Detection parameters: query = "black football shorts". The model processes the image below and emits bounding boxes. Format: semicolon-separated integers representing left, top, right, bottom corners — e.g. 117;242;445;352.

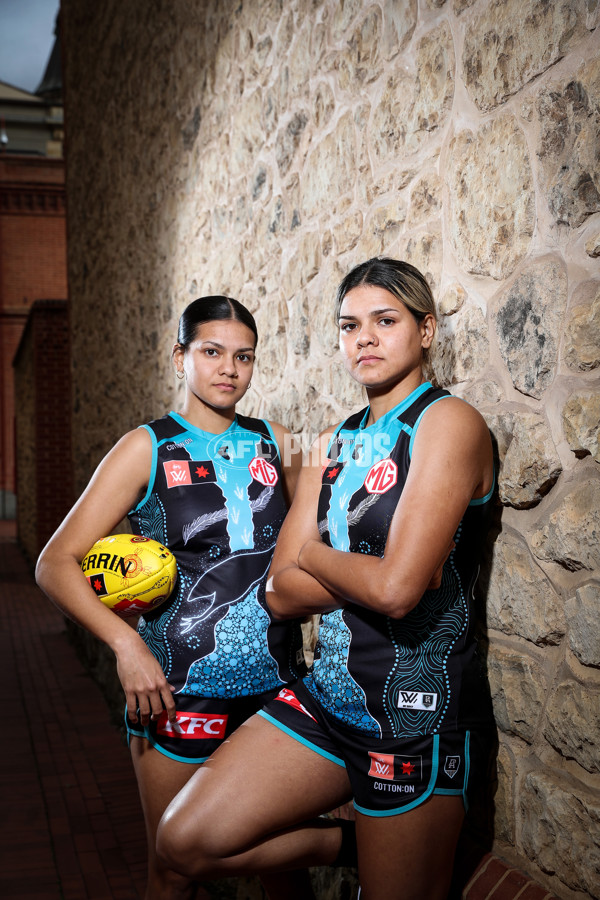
258;679;492;816
126;685;284;763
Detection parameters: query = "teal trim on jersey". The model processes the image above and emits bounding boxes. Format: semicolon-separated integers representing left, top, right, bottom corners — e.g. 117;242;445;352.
169;409;238;442
257;710;346;767
409;398;495;512
469;473;495;507
262;419;281;462
408;393;452;459
360;380;433;432
353;733;441;817
325;382;434;456
132;423;159;511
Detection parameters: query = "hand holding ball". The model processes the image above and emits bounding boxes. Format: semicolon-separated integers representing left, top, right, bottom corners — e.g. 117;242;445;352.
81;534;177;617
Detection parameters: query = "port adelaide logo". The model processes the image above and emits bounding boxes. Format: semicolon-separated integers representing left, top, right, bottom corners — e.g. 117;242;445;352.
397;691;438;711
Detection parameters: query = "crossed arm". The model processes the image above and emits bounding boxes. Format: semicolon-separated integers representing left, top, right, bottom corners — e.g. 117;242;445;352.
267;398;493;621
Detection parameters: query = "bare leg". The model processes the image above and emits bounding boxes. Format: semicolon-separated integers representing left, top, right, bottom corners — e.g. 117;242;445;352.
356;795;465;900
157;715;353;881
130;736;207;900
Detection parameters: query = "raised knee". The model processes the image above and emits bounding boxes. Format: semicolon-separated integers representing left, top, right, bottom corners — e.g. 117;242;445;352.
156;807;207;880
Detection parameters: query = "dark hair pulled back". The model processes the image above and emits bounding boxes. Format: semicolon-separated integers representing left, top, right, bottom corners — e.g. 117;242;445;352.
177;296;258;349
336;258;436;323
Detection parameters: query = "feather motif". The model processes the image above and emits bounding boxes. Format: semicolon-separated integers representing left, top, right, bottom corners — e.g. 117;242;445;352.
183;507;228;545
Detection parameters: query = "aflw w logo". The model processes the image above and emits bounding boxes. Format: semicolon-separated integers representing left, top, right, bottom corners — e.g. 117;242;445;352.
368;751;423;781
368;752;395;780
397;691;438;711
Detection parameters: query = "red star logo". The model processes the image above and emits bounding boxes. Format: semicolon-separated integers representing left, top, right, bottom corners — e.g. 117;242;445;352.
195;465;210;478
401;761;415;775
93;578;102;591
327;467;340;479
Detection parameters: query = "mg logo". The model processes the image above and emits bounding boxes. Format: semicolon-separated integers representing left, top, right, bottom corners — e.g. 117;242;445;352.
249;456;279;486
363;458;398;494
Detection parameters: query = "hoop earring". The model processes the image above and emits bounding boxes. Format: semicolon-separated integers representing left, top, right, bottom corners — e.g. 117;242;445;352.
176;371;184;380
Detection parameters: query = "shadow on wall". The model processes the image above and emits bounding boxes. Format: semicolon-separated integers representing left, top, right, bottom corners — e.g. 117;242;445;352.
449;427;502;898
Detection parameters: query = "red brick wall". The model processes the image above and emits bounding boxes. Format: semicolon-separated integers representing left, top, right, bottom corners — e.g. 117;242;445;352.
1;214;67;305
14;300;73;561
0;155;67;505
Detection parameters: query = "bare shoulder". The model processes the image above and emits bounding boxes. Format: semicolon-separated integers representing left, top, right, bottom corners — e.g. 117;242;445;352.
102;426;153;467
43;426;154;561
265;420;301;466
117;425;153;450
85;427;153;494
266;419;295;448
414;396;493;495
419;395;490;442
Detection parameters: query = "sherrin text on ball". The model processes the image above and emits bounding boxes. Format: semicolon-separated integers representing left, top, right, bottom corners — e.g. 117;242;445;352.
81;534;177;617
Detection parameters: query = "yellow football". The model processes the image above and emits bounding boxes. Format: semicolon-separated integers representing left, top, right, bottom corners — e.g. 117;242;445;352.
81;534;177;617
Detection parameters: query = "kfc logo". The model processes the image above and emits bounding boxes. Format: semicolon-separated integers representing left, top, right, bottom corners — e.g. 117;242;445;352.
363;458;398;494
249;456;279;486
156;711;227;739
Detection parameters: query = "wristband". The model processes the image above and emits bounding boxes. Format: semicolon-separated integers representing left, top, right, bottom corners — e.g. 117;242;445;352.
266;576;274;594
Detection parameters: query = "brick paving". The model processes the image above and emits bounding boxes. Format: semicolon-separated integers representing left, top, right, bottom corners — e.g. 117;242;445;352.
0;522;146;900
0;522;559;900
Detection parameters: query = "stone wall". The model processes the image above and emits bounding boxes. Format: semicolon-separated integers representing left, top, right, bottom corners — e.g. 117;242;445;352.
60;1;599;897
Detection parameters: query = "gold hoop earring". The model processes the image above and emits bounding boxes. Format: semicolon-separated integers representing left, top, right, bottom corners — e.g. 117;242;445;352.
176;371;184;380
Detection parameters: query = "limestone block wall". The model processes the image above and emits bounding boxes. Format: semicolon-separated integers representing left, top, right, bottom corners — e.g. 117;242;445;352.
60;1;599;897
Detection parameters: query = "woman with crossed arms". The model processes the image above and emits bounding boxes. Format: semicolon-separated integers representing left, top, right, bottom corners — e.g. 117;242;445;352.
158;259;495;900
